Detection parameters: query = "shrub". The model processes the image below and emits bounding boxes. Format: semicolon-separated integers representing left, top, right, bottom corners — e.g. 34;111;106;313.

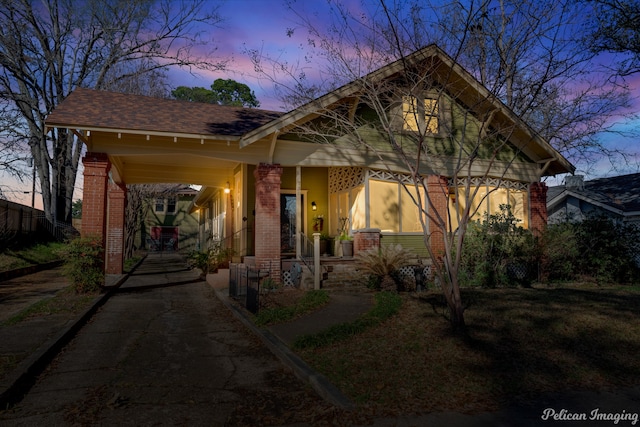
539;221;579;282
461;205;537;288
187;241;234;277
572;216;640;283
538;215;640;285
58;236;104;293
356;244;415;291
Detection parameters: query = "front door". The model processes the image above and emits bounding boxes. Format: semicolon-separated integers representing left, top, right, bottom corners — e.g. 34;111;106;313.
150;226;178;252
280;192;304;255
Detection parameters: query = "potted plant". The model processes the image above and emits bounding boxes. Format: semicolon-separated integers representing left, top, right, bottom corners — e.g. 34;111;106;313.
339;232;353;257
319;233;333;255
313;215;324;232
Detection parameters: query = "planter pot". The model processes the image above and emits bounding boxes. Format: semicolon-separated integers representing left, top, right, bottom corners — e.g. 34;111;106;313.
319;239;328;255
341;240;353;258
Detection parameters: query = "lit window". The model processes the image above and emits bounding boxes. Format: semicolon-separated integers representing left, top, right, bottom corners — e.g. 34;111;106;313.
449;186;529;231
402;96;439;134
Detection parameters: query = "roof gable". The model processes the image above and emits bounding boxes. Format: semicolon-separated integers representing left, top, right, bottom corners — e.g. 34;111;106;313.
239;44;573;177
548;173;640;214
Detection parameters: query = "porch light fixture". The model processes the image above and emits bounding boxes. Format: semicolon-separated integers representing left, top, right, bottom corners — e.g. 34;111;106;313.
224;182;231;194
311;201;317;211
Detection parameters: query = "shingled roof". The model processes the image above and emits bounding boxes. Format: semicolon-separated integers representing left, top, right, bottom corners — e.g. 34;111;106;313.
548;173;640;214
45;87;284;137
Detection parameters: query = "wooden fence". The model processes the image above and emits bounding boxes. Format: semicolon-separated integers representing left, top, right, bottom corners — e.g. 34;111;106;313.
0;200;78;243
0;200;42;236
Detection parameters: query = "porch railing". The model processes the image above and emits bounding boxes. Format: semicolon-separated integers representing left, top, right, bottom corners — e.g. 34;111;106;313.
299;232;315;274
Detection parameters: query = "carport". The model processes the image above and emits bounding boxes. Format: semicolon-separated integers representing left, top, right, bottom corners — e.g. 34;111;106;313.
45;88;285;278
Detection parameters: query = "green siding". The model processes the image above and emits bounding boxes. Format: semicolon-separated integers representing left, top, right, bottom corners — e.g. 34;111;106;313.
379;234;429;257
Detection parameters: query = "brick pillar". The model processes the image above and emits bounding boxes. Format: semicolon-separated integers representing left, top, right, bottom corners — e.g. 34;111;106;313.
354;228;381;254
82;153;110;268
529;182;548;237
106;182;126;275
253;163;282;282
426;175;448;257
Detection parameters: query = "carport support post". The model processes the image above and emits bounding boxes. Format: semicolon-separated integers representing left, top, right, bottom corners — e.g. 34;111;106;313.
254;163;283;282
82;152;111;269
106;182;126;275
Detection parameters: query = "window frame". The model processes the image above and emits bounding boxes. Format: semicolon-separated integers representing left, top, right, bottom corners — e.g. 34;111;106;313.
154;198;165;213
402;94;440;135
166;197;177;214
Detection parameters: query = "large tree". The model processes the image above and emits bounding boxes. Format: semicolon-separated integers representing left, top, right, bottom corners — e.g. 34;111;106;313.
0;0;225;224
172;78;261;107
585;0;640;76
249;0;631;328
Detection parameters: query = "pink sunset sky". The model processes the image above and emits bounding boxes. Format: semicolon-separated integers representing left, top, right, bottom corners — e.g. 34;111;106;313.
3;0;639;208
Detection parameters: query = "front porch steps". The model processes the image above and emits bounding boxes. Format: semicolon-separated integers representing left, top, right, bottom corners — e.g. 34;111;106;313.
311;257;367;290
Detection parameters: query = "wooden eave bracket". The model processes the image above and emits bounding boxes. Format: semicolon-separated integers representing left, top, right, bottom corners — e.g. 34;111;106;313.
71;129;89;146
268;130;279;163
537;158;554;177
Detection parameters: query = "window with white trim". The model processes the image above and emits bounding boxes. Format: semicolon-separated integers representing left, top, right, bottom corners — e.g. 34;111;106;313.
402;95;439;134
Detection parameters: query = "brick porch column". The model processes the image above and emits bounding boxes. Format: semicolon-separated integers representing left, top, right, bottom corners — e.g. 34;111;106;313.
106;182;126;275
426;175;448;257
354;228;381;254
82;153;110;267
529;182;548;237
253;163;283;282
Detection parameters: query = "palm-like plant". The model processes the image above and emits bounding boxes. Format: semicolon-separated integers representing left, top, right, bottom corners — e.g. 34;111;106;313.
356;244;414;291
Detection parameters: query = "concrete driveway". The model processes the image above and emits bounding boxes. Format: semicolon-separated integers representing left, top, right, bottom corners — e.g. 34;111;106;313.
0;253;332;426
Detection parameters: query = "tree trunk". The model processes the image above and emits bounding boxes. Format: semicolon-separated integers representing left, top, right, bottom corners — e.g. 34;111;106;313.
448;300;466;331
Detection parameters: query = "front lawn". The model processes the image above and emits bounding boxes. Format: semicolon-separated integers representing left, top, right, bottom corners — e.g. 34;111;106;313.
0;242;64;272
295;285;640;415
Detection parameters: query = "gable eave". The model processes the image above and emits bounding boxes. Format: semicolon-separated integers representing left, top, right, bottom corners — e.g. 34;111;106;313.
239;45;574;176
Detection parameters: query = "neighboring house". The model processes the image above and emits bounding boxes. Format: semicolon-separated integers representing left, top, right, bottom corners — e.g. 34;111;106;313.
45;44;574;278
547;174;640;225
142;185;199;252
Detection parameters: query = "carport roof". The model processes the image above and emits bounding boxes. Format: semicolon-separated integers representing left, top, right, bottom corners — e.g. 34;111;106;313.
45;87;284;137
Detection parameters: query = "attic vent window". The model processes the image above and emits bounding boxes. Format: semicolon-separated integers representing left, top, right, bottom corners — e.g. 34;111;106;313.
402;95;439;134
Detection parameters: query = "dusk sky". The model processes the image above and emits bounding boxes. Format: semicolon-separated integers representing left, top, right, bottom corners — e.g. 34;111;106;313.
169;0;339;111
175;0;640;164
3;0;639;207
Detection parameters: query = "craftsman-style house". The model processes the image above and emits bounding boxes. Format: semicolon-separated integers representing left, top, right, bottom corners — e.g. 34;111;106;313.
45;44;574;281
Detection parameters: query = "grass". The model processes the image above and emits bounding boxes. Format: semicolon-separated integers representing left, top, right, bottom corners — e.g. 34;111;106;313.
0;285;100;381
293;291;402;349
254;289;330;326
0;241;64;272
291;285;640;415
1;286;100;327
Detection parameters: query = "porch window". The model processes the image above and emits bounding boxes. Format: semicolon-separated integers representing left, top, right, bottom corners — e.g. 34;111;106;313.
328;168;425;236
369;179;424;233
449;185;529;231
402;95;439;134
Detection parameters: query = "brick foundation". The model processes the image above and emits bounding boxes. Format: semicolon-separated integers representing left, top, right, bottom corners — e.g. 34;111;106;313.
354;228;381;254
